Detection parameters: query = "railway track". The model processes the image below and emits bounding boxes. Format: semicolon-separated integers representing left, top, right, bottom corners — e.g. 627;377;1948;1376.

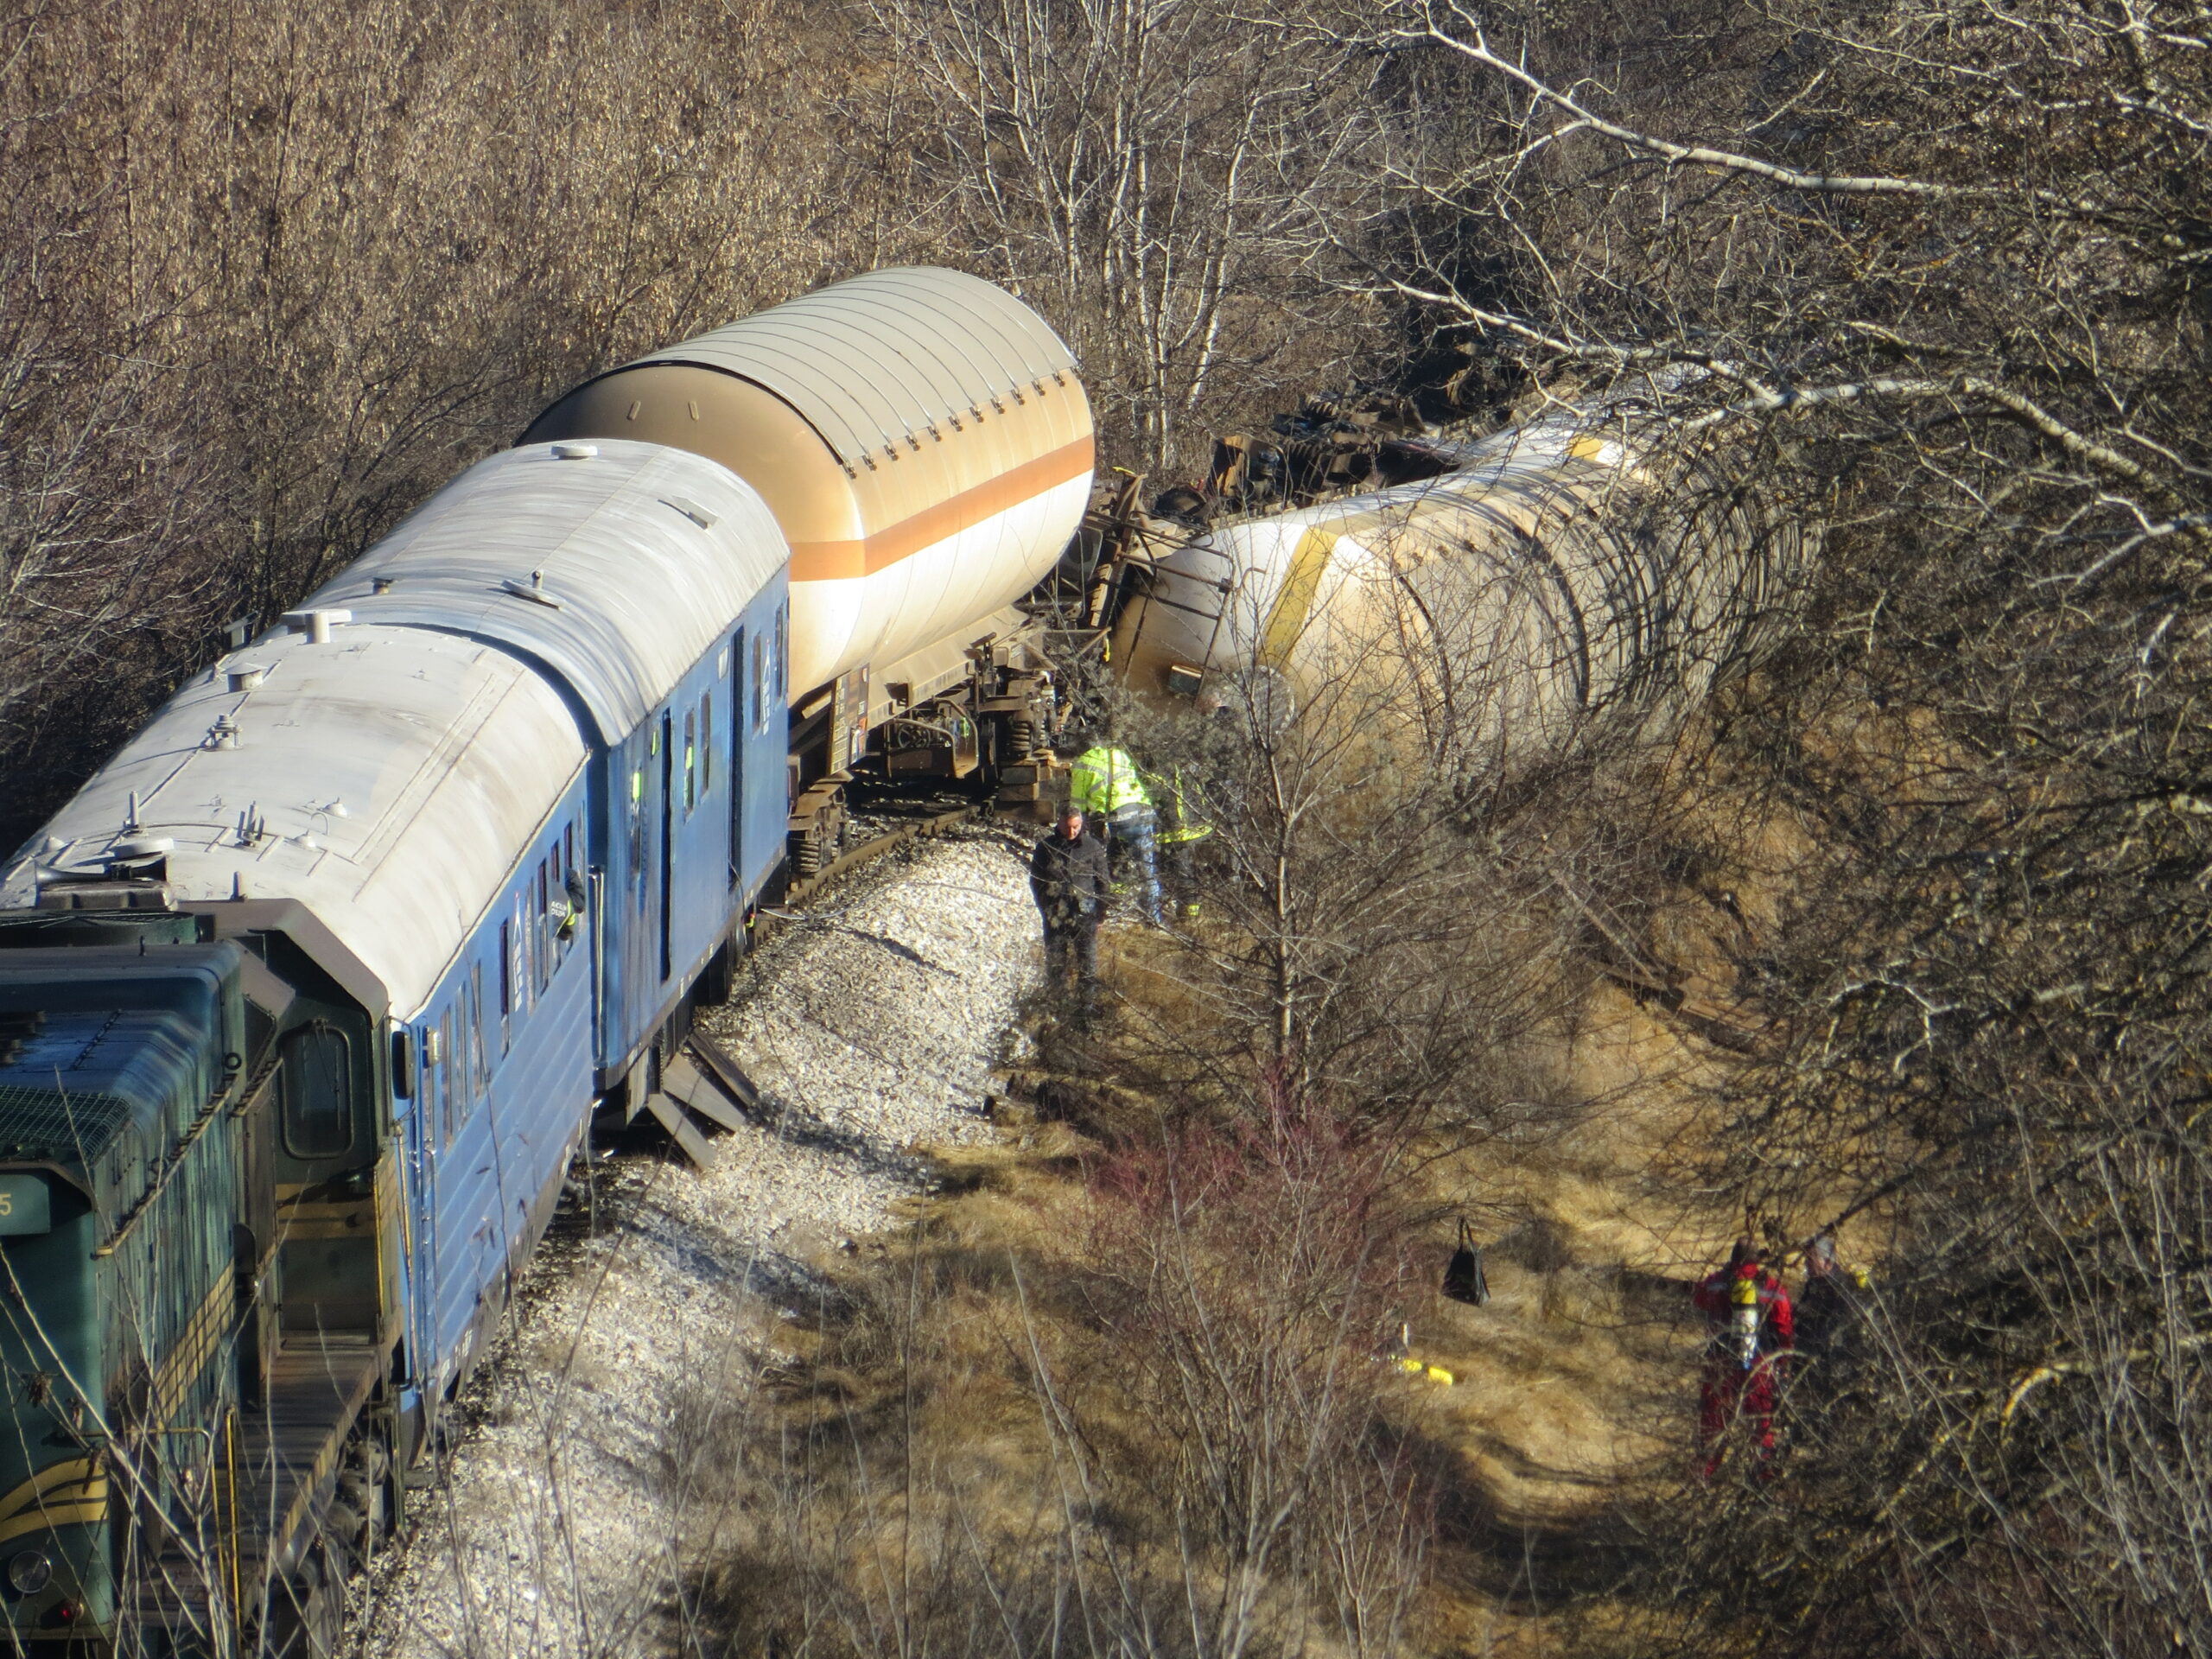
629;789;999;1166
779;794;982;910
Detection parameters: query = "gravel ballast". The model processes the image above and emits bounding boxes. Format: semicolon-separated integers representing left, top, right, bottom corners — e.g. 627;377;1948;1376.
359;826;1041;1659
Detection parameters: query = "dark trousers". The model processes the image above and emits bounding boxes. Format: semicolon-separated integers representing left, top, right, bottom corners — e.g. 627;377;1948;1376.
1041;907;1099;982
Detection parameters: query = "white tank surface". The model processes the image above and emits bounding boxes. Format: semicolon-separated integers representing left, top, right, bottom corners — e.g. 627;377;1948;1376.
1111;411;1805;755
526;267;1095;702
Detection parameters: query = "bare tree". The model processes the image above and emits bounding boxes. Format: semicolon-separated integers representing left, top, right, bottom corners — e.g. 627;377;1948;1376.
0;0;883;846
862;0;1404;472
1293;2;2212;1652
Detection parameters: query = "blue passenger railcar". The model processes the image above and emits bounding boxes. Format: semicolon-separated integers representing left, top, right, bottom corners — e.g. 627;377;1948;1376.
595;575;788;1089
293;440;791;1398
0;437;791;1650
397;772;596;1401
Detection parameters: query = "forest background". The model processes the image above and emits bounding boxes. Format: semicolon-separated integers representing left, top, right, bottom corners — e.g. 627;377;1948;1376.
3;1;2209;1656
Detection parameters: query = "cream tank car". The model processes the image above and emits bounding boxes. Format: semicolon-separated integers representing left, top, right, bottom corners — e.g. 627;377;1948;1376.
529;266;1096;850
1109;409;1804;759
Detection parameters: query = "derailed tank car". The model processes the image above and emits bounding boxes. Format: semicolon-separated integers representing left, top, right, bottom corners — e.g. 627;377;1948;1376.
1109;411;1803;760
0;269;1093;1654
527;266;1096;869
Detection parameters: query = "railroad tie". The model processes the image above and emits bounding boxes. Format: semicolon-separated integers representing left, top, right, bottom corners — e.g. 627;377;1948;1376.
643;1091;717;1169
662;1050;748;1134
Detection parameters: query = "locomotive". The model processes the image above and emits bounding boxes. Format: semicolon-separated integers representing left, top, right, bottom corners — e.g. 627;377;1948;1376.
0;269;1093;1655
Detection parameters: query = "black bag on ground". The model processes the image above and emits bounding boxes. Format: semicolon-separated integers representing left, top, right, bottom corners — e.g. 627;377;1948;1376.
1442;1218;1490;1306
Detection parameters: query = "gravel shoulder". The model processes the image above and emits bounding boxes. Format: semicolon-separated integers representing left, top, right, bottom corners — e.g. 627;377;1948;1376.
356;826;1041;1659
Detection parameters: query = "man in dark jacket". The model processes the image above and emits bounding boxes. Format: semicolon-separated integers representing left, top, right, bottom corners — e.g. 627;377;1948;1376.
1795;1232;1870;1375
1031;804;1109;987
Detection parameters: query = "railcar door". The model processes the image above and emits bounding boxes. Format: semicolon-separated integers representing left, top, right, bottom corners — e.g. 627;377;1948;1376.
271;1012;380;1338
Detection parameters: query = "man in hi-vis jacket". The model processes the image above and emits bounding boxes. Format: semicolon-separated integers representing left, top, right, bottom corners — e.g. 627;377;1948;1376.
1066;740;1164;927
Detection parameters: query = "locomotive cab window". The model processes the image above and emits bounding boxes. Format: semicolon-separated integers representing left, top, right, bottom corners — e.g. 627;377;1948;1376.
279;1024;354;1159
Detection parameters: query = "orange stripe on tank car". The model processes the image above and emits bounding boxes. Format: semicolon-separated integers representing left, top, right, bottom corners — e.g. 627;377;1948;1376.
788;435;1096;583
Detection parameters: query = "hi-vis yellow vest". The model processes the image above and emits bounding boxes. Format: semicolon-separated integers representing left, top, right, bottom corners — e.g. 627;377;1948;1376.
1159;766;1212;844
1068;747;1152;816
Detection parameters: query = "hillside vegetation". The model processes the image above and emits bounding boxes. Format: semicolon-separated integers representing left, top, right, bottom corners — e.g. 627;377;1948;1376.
6;2;2209;1656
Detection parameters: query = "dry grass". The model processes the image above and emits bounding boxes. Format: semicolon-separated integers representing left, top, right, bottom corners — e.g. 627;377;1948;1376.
688;818;1799;1656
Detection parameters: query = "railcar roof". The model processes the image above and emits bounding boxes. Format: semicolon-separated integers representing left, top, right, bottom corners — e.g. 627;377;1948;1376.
1;628;587;1020
301;442;786;744
613;266;1081;470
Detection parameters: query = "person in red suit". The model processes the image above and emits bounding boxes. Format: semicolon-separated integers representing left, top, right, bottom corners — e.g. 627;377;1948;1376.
1692;1236;1795;1476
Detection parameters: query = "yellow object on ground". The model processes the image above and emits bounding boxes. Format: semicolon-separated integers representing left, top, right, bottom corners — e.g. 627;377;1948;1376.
1396;1356;1456;1387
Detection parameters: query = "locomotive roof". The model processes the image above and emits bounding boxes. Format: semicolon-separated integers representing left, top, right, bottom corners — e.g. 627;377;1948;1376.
607;266;1081;470
0;944;238;1168
1;627;588;1021
300;442;787;744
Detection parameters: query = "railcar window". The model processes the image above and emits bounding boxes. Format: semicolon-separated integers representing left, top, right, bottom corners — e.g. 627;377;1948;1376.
702;696;713;794
684;709;697;812
733;631;746;733
776;603;788;700
280;1025;353;1160
632;764;648;912
752;637;766;734
549;840;565;963
438;1010;455;1148
518;888;531;1007
536;860;551;993
453;993;471;1109
471;963;487;1089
